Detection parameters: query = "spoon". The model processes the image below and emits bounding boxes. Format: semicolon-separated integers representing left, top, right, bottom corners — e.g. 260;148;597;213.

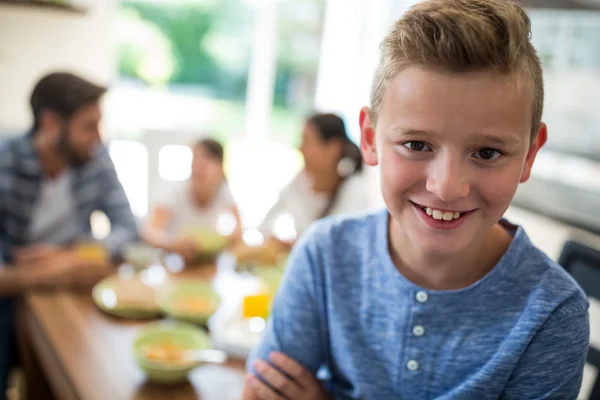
181;349;228;364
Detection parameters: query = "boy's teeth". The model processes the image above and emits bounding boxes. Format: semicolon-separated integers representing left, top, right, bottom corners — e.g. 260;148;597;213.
442;212;454;221
425;207;462;221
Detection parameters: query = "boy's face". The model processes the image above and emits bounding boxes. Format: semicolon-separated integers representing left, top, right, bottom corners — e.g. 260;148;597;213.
360;66;547;255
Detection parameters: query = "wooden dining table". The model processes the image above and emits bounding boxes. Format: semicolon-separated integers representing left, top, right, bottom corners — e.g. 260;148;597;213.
15;260;251;400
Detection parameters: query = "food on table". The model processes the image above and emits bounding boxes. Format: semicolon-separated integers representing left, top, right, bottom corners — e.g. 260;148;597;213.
75;242;108;263
134;322;211;383
157;281;220;325
123;242;158;270
93;275;162;319
231;241;287;266
115;279;157;310
179;229;228;255
143;341;193;367
171;297;217;315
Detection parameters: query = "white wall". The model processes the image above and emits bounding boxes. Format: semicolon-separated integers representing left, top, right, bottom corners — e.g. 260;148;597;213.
0;0;118;133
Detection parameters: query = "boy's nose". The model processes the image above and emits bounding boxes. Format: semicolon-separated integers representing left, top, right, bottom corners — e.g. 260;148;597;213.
425;156;470;202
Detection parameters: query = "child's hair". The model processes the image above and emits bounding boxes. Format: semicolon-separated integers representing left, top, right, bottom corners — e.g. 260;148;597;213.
306;113;363;219
306;113;364;176
194;138;224;164
370;0;544;141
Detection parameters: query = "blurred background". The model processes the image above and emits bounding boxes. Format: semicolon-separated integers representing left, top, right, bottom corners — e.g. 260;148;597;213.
0;0;599;235
0;0;388;233
2;1;600;399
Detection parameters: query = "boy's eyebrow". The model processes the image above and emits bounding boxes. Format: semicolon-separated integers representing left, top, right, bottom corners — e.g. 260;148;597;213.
473;133;523;147
389;126;523;147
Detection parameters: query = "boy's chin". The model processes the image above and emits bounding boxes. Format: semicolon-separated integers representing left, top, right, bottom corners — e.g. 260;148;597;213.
411;234;472;256
396;217;475;256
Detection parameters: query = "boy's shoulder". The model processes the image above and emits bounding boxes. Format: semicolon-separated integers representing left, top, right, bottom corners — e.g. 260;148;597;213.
495;222;589;319
294;209;388;272
303;209;386;247
525;245;587;312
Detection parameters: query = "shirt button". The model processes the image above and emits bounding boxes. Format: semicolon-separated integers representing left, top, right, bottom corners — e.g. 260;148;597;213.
407;360;419;371
412;325;425;337
416;291;428;303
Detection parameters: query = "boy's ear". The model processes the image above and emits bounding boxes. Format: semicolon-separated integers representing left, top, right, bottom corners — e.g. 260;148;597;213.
360;107;379;166
520;122;548;183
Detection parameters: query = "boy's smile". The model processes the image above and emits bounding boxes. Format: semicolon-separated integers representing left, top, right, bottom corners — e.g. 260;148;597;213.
361;66;547;259
410;201;476;231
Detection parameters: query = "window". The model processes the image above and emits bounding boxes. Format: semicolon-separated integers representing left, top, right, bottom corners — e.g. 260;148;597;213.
109;140;149;217
104;0;329;228
108;0;255;141
529;9;600;159
511;8;600;233
158;144;192;182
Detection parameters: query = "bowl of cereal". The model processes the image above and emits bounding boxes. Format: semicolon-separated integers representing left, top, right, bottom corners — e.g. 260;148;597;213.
156;281;221;325
133;321;212;384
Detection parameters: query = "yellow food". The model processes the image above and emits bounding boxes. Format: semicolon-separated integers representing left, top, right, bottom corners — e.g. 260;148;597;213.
172;297;216;314
116;280;157;309
75;242;108;263
232;242;285;265
179;229;228;253
143;341;192;366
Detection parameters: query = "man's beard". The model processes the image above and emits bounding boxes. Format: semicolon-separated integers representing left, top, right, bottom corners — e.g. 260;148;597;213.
57;127;91;167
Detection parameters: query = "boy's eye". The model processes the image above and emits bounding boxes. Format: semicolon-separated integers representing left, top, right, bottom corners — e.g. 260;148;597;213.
403;141;431;152
474;148;502;161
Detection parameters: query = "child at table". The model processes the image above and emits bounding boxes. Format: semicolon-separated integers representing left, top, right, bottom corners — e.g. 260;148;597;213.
243;0;590;399
143;138;242;262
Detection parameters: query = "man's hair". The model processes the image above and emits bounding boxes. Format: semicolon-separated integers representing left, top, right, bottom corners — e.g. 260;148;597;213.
370;0;544;140
30;72;107;131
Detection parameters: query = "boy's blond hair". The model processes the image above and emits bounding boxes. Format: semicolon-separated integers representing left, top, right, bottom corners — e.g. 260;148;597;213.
371;0;544;141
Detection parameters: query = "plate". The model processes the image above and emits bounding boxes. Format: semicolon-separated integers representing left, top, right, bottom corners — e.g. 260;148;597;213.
209;310;265;360
92;275;162;319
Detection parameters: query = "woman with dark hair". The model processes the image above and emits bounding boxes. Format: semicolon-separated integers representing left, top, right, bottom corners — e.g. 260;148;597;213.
260;113;371;243
143;138;242;261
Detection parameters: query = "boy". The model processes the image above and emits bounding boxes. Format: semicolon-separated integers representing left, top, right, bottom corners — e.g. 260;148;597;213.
244;0;589;399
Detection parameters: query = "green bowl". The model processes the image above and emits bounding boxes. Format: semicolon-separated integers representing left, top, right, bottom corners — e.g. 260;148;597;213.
156;281;221;325
123;242;160;271
133;321;211;384
183;229;228;257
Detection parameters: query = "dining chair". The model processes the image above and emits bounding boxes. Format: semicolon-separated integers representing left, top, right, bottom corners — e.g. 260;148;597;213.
559;240;600;400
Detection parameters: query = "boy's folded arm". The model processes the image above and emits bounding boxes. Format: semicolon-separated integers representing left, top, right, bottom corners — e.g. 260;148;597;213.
501;297;589;399
247;226;329;377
